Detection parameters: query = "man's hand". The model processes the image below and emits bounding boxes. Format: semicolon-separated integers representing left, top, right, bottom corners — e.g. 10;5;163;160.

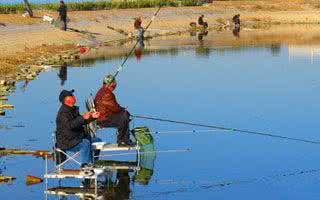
91;111;100;119
83;112;91;120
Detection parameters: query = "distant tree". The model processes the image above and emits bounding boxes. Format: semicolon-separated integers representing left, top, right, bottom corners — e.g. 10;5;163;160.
23;0;33;17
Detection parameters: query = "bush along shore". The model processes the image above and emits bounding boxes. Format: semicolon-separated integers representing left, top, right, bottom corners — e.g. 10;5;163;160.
0;0;202;14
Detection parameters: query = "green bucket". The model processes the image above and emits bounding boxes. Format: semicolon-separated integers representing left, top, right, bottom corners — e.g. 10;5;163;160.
132;126;154;146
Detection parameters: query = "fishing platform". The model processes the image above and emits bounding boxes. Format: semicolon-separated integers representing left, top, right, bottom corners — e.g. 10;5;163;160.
44;148;141;199
44;142;141;178
44;129;141;198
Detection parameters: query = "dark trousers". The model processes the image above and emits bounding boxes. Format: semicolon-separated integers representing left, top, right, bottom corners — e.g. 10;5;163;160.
99;111;130;144
60;17;67;31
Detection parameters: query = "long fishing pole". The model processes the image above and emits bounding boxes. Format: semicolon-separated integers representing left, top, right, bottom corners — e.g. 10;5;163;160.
132;115;320;145
113;6;162;79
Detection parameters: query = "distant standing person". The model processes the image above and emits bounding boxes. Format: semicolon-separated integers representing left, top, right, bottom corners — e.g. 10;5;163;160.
57;0;67;31
134;17;144;40
198;15;208;29
232;14;241;29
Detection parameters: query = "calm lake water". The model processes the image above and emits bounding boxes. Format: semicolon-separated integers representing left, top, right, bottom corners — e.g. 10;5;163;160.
1;35;320;200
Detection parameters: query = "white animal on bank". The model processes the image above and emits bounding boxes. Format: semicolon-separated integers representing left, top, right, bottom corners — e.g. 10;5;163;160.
43;15;55;24
22;12;30;17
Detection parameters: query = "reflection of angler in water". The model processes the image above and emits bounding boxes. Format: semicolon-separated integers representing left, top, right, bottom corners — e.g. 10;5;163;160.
58;64;67;86
134;39;145;61
198;30;208;41
232;26;240;38
21;80;29;92
102;130;156;199
102;169;131;200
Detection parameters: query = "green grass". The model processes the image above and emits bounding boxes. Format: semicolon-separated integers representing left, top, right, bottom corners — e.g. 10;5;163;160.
0;0;201;14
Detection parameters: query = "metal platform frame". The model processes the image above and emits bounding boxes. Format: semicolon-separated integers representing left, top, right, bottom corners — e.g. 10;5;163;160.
92;142;141;165
44;142;141;199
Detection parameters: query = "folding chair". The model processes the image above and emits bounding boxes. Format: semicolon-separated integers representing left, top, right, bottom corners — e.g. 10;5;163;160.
52;131;81;172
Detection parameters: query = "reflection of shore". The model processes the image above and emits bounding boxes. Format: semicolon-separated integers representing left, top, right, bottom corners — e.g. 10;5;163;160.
289;45;320;64
0;81;15;116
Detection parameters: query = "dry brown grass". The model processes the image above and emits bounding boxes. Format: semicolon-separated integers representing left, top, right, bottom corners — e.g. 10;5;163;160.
0;62;15;75
0;44;76;76
210;0;311;11
0;14;42;25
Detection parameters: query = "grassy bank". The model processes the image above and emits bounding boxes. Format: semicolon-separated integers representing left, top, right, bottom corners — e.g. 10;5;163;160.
0;0;201;14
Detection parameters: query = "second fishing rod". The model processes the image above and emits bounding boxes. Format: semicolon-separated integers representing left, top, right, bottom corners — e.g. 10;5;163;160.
113;6;162;79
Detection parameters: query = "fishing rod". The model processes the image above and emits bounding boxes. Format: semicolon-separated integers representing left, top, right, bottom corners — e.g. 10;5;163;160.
132;115;320;145
113;6;162;79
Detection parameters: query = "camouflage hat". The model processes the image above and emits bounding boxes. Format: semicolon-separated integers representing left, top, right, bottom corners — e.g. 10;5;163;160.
103;74;116;85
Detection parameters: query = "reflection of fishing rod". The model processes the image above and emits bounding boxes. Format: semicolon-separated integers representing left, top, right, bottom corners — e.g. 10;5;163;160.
98;148;191;158
113;6;162;79
134;168;320;199
155;168;320;186
132;115;320;145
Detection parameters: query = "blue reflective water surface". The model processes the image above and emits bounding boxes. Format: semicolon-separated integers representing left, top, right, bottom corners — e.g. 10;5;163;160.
1;41;320;200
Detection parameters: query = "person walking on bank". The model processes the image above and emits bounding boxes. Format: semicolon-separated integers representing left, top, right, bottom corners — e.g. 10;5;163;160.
95;75;131;146
57;0;67;31
56;89;101;166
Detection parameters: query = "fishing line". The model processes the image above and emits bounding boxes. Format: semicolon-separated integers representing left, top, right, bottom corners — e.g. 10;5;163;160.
151;129;230;135
132;115;320;145
98;148;191;158
113;6;162;79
